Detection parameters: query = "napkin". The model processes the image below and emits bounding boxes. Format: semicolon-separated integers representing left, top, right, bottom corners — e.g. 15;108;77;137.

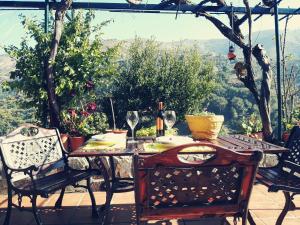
82;133;127;150
144;136;215;153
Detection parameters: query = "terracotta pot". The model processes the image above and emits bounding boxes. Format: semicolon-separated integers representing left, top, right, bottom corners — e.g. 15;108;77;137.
60;133;69;151
282;132;290;142
249;132;263;140
69;136;85;151
185;115;224;140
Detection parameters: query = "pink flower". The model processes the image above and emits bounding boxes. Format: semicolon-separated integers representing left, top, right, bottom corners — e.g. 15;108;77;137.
81;111;90;117
85;80;95;89
87;102;97;112
68;109;77;117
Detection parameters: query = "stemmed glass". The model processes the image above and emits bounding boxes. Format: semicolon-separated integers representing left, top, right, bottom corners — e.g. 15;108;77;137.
126;111;139;141
164;110;176;131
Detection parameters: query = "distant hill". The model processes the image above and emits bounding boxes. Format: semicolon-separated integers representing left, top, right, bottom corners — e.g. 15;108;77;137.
1;29;299;82
0;55;15;82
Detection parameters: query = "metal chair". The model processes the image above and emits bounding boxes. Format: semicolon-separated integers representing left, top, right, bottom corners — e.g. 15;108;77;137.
256;126;300;225
0;124;99;225
134;143;262;225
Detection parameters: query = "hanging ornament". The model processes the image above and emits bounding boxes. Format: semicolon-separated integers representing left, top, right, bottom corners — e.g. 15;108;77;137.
227;3;237;62
227;46;237;61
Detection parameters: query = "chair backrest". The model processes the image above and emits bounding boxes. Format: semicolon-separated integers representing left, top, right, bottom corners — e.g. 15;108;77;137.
0;124;67;182
281;126;300;165
134;143;262;221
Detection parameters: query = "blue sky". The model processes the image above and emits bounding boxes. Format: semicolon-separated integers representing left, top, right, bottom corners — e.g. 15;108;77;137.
0;0;300;53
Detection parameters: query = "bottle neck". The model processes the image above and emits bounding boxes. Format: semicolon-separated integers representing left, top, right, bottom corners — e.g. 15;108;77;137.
158;102;163;110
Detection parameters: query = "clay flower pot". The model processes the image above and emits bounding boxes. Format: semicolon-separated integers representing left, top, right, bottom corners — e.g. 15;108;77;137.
282;131;290;142
60;133;69;151
69;136;85;151
185;115;224;140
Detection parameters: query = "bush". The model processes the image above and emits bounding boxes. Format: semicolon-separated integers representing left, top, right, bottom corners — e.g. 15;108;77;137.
110;38;216;127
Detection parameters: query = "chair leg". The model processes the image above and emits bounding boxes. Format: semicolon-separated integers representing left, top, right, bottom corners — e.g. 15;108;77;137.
276;191;291;225
247;211;256;225
222;218;231;225
242;212;248;225
3;188;13;225
31;195;42;225
54;188;65;209
86;177;98;218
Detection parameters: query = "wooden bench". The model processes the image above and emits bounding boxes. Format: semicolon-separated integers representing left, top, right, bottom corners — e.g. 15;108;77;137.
0;124;99;225
134;143;262;225
256;126;300;225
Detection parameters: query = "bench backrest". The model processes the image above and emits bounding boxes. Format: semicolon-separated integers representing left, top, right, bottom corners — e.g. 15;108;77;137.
281;126;300;165
134;143;262;221
0;124;67;182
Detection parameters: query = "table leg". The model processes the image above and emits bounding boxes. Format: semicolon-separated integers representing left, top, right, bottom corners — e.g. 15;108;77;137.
108;156;135;193
94;157;113;225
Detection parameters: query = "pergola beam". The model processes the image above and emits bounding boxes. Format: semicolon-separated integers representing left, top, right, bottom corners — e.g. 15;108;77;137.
1;1;300;16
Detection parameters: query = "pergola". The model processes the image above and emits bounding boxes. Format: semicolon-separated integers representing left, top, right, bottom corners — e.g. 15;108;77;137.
1;0;300;139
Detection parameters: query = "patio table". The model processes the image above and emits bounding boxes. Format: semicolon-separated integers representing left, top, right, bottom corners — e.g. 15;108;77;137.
69;134;288;224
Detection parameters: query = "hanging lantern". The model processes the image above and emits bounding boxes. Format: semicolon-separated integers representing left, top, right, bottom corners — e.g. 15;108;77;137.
227;45;237;61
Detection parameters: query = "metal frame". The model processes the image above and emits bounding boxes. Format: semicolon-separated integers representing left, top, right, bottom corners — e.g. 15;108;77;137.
0;124;99;225
1;1;300;139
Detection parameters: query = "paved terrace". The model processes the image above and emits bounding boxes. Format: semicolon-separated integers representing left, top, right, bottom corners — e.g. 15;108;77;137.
0;184;299;225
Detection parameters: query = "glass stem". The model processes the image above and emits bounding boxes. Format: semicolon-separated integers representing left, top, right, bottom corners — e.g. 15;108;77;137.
131;128;134;140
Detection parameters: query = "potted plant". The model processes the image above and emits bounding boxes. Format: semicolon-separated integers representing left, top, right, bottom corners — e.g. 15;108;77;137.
240;113;263;140
185;112;224;140
61;102;109;151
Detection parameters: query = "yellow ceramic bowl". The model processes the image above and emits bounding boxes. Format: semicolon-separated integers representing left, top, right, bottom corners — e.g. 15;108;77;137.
185;115;224;140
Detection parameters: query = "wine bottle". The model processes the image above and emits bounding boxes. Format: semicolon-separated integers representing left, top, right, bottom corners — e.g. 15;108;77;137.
156;102;165;137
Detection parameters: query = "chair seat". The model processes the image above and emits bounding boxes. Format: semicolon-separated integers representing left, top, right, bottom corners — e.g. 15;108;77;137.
257;167;300;192
13;169;98;196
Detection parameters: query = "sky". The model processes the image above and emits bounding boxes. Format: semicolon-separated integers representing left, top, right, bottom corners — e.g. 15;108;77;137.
0;0;300;53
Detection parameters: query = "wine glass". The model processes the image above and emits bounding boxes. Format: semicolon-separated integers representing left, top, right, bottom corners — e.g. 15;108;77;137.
126;111;139;140
164;110;176;130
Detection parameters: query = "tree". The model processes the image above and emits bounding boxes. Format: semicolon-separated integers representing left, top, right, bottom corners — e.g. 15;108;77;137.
111;38;216;127
45;0;72;128
152;0;273;140
191;0;274;141
279;16;300;130
5;11;119;129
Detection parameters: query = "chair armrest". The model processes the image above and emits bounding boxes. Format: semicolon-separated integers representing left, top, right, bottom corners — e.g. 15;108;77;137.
11;165;39;174
268;160;300;193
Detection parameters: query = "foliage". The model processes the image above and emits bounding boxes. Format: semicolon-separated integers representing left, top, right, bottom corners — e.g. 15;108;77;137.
136;126;178;137
0;89;36;135
190;111;216;116
61;103;108;137
240;113;263;135
110;38;216;128
4;11;119;128
205;56;266;134
283;108;300;132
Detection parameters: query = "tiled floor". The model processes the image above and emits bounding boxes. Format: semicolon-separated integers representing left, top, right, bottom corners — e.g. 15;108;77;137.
0;184;299;225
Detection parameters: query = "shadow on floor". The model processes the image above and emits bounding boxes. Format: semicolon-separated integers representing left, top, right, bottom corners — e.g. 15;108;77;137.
0;204;225;225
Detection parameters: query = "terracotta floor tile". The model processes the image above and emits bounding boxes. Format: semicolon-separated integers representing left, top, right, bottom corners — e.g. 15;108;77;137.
109;204;136;223
111;192;135;204
68;207;101;224
60;193;85;207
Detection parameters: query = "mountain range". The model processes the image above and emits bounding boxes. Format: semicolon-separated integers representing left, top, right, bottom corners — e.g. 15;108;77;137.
1;29;300;80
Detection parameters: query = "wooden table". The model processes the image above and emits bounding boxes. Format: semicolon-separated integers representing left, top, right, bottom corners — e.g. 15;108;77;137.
69;134;288;225
70;134;288;157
